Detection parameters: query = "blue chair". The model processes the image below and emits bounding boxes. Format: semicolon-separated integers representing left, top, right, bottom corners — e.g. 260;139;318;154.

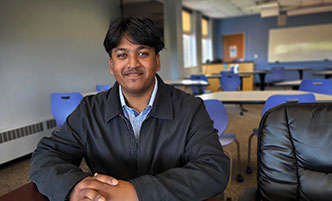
269;66;285;82
51;92;83;127
204;99;243;184
299;79;332;95
190;74;209;95
246;93;316;174
96;85;111;92
219;71;241;91
220;71;247;115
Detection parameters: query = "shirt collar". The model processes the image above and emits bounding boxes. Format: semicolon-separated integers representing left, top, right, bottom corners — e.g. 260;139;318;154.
119;76;158;110
104;74;173;122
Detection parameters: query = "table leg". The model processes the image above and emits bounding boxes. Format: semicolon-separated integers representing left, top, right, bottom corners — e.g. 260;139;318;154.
259;73;266;91
299;70;303;80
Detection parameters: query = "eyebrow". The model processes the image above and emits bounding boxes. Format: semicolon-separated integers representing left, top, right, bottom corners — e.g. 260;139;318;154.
113;45;150;53
113;48;127;52
137;45;149;50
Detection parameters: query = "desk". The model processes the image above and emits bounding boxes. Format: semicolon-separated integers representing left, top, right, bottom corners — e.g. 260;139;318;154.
240;70;270;91
204;70;270;91
285;67;312;80
165;79;209;87
0;182;221;201
165;80;209;94
313;70;332;79
0;183;48;201
202;62;255;91
273;80;302;89
197;90;332;104
203;73;250;79
205;73;250;91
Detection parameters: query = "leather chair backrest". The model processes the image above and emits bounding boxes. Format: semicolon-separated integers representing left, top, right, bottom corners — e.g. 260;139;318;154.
257;102;332;201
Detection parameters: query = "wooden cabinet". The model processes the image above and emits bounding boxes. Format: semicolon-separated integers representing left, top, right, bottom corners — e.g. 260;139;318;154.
202;62;255;92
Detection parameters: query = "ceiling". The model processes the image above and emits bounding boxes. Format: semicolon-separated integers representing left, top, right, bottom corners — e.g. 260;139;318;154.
182;0;332;18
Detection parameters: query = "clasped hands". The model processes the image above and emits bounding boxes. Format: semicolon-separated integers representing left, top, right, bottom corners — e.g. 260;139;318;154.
69;173;139;201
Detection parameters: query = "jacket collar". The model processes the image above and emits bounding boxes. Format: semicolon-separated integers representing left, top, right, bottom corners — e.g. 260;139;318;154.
105;74;173;122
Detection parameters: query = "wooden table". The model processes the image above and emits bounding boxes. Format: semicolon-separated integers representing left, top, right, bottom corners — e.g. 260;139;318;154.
0;183;48;201
186;70;268;91
197;90;332;104
0;182;222;201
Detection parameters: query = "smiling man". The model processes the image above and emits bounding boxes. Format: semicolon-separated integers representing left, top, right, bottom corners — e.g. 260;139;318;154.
30;17;230;201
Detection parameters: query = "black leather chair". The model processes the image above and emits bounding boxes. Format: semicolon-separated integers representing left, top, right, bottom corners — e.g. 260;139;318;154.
239;102;332;201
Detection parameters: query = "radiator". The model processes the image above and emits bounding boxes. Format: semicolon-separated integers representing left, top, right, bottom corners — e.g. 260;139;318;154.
0;119;57;165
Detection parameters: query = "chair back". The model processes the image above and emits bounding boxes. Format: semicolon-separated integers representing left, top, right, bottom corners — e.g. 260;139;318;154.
261;93;316;116
96;85;111;92
299;79;332;95
51;92;83;126
257;102;332;201
269;66;285;82
219;71;240;91
203;99;228;137
190;74;208;95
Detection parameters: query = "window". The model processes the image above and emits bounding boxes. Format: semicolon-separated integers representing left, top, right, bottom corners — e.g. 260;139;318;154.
182;9;196;68
201;17;212;63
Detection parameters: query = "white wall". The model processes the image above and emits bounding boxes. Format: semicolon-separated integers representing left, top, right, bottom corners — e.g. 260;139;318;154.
0;0;121;132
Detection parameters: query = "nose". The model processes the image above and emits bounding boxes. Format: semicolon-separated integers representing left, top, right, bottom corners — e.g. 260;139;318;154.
128;55;139;68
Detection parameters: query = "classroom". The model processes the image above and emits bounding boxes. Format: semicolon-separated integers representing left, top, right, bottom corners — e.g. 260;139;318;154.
1;0;332;201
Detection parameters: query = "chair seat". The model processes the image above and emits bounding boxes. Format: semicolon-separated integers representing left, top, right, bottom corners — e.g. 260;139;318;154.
219;133;236;146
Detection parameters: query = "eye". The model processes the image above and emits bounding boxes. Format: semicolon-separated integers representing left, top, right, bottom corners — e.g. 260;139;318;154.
117;53;127;59
138;51;149;57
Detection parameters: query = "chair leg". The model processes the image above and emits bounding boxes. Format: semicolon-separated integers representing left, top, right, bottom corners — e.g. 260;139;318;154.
246;133;255;174
239;104;248;116
235;139;244;182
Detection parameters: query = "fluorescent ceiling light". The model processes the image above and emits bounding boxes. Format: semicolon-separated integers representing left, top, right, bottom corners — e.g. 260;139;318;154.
261;7;279;17
259;2;278;9
288;5;332;16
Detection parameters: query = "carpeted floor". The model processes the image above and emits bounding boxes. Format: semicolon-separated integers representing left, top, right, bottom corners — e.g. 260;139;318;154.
0;104;263;201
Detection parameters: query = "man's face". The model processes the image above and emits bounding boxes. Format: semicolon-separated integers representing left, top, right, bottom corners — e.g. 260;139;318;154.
109;35;160;96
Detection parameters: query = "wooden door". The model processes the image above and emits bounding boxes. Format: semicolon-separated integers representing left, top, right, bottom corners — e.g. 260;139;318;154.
223;33;244;62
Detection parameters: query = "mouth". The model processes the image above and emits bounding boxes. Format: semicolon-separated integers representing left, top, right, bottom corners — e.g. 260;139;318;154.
123;70;144;77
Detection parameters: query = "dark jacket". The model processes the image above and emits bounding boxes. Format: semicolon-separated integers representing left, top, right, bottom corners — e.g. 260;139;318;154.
30;75;230;201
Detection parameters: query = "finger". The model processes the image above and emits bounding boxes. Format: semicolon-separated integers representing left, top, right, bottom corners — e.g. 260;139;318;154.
78;198;91;201
75;177;109;192
80;188;106;201
94;173;119;186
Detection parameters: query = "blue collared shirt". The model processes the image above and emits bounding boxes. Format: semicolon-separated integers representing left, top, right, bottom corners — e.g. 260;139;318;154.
119;77;158;141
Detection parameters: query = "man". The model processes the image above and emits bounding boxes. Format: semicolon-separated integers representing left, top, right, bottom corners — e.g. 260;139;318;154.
30;16;229;201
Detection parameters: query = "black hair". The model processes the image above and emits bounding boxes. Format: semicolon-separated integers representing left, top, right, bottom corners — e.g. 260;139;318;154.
103;16;164;57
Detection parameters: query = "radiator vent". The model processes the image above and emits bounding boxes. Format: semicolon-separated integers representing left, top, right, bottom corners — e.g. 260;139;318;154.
46;119;57;129
0;119;57;144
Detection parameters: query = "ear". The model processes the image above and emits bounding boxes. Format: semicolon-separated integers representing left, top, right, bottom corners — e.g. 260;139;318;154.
155;54;161;72
109;58;114;75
